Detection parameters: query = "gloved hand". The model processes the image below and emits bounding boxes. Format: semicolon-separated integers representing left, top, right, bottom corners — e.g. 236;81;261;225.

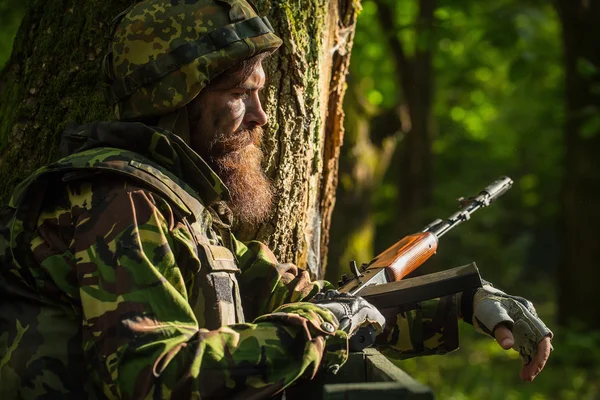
461;284;553;381
312;290;385;337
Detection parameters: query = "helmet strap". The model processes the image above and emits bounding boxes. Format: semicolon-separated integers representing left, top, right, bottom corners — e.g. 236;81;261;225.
158;107;191;145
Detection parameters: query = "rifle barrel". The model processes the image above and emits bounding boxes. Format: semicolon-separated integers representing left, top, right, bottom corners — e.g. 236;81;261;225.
426;176;513;238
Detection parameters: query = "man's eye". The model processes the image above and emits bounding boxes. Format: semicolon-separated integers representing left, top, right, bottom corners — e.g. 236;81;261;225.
233;91;249;100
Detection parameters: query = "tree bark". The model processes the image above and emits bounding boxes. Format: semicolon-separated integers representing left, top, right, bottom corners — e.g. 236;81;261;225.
556;0;600;330
240;0;359;278
0;0;128;201
0;0;359;279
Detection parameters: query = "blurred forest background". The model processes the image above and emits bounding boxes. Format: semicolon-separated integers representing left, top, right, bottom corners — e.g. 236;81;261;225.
324;0;600;399
1;0;599;398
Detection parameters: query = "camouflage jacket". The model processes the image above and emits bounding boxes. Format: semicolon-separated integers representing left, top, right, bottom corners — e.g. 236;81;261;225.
0;122;458;399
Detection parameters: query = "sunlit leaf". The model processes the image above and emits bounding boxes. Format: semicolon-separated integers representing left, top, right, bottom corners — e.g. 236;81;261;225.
434;8;450;20
474;67;493;82
367;89;383;106
361;0;377;16
450;107;466;121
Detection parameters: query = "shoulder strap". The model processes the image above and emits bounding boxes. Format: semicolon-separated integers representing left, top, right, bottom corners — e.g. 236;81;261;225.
12;147;210;225
5;147;215;286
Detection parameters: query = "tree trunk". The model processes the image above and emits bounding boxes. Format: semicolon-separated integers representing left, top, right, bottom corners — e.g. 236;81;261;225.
0;0;359;279
239;0;359;278
556;0;600;330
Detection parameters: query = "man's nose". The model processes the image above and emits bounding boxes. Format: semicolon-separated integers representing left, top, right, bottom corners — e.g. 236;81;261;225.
244;93;268;128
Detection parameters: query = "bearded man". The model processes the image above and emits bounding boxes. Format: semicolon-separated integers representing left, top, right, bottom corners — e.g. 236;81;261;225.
0;0;552;399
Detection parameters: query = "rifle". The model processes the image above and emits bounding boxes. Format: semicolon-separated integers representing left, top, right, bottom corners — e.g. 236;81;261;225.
338;176;514;351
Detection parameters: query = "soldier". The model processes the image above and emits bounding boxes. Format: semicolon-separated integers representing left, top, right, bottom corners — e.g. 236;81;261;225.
0;0;552;399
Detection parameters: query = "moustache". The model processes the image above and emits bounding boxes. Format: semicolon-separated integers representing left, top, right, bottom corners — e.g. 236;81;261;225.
209;126;263;156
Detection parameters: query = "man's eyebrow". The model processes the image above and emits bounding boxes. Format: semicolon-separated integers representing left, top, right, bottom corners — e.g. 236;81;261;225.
235;82;265;91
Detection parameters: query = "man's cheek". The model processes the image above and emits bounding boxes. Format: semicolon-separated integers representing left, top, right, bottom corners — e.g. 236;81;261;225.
227;101;245;123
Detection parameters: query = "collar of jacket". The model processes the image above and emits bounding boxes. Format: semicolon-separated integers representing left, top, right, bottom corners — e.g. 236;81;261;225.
58;121;230;205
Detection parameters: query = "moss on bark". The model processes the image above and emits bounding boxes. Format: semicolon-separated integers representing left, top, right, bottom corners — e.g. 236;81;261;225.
234;0;358;277
0;0;134;202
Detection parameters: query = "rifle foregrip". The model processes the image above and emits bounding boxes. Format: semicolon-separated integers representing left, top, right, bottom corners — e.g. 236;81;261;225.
369;232;438;282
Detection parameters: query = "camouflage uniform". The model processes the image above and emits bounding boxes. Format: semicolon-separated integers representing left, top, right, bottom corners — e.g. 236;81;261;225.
0;122;458;399
0;0;459;398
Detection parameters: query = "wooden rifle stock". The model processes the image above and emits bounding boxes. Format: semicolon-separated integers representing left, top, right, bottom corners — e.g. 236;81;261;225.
337;232;439;296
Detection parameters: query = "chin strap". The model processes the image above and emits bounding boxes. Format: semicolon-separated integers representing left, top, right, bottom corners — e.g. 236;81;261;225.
157;107;191;145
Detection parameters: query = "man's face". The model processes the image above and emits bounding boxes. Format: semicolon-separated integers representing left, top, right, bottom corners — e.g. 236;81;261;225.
188;62;274;225
190;63;268;151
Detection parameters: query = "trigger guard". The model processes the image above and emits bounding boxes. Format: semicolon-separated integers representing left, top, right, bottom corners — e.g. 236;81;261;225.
348;325;376;352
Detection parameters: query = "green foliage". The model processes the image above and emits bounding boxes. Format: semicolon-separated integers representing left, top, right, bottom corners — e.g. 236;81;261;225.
424;0;564;293
345;0;564;291
0;0;27;69
330;0;597;397
350;0;399;109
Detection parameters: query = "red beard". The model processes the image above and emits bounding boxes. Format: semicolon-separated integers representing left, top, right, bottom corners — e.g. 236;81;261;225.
206;126;274;226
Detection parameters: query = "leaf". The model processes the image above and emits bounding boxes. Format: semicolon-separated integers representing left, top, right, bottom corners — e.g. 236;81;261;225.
367;89;383;106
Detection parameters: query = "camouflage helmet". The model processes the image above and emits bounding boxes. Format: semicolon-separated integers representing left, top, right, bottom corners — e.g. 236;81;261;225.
103;0;282;121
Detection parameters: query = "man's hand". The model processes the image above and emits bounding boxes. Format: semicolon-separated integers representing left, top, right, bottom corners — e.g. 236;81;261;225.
463;284;553;381
494;323;552;381
312;290;385;337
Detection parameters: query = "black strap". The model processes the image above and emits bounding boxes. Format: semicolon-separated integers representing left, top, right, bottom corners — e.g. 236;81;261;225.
105;16;274;105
